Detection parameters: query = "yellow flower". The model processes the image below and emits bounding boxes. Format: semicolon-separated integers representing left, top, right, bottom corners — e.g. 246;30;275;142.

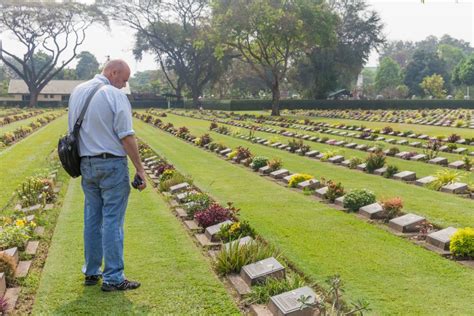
15;219;26;228
229;222;240;234
29;221;37;228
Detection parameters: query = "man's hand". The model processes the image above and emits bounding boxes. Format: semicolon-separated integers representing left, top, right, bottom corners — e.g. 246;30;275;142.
136;169;147;191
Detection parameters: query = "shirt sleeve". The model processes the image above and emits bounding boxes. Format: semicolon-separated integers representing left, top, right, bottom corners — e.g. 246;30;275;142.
113;92;135;139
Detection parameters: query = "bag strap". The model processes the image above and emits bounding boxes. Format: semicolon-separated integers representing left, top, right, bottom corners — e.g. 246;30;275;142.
73;83;105;135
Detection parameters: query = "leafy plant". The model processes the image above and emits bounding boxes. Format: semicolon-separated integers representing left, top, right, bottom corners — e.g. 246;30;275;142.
365;152;386;173
185;193;212;217
288;174;313;188
343;189;376;212
214;238;280;275
462;156;472;171
176;126;189;138
447;143;458;152
324;181;345;203
447;133;461;143
387;147;400;156
244;273;306;305
383;165;399;178
200;133;213;146
217;221;256;242
235;146;252;161
267;158;283;171
194;202;239;228
348;157;363;169
423;139;442;159
0;225;31;250
160;169;176;181
209;122;218;130
381;197;403;220
0;252;16;286
159;172;193;192
15;176;55;207
429;169;461;191
251;156;269;171
320;150;338;162
449;228;474;258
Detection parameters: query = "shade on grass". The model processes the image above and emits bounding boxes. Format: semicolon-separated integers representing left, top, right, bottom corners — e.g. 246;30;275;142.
33;177;239;314
0;115;67;209
146;113;474;228
136;119;474;314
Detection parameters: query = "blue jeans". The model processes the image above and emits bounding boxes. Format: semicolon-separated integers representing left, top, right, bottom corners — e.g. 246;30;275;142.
80;157;130;285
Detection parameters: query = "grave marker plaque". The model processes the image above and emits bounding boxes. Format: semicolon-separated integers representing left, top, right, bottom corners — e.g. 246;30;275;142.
241;257;285;286
268;286;317;316
359;202;385;219
389;213;425;233
426;227;457;250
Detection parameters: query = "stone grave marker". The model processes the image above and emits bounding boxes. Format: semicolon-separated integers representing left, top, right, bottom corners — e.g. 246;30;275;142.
272;142;282;147
345;143;357;148
356;144;368;151
410;142;421;147
374;167;387;176
393;171;416;181
223;236;254;251
453;148;467;154
314;186;328;199
428;157;448;165
259;166;272;174
1;247;19;265
410;154;427;161
448;160;465;169
389;213;425;233
270;169;290;179
334;195;345;206
304;150;319;157
386;139;395;144
426;227;457;250
297;179;320;190
341;160;351;167
359;202;385;219
205;220;233;242
415;176;436;186
356;163;366;171
169;182;190;194
315;153;325;159
395;151;410;159
440;182;468;194
334;141;345;146
328;155;344;163
367;147;377;153
219;148;232;156
241;257;285;286
268;286;317;316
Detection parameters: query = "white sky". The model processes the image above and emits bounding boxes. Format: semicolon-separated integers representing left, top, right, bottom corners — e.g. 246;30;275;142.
1;0;473;73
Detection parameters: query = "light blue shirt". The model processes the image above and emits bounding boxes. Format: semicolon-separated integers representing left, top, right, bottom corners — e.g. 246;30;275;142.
68;74;134;157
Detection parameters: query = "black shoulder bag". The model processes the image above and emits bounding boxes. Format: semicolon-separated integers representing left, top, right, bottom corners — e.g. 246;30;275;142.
58;83;104;178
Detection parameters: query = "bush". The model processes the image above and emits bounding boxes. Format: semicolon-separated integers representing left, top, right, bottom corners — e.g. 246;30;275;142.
235;147;252;161
387;147;400;156
185;193;212;217
217;221;256;242
251;156;269;171
450;227;474;258
324;180;344;202
343;189;376;212
160;169;176;181
245;273;306;305
0;225;31;250
365;152;386;173
429;169;461;190
194;203;238;228
209;122;218;130
160;172;192;192
214;238;280;275
267;158;283;171
462;156;472;171
383;165;399;178
348;157;363;169
320;150;338;162
0;253;17;286
381;197;403;219
15;176;55;207
288;174;313;188
447;133;461;143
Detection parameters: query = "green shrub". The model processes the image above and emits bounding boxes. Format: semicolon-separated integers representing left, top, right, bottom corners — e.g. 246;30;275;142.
244;273;306;305
217;221;256;242
214;238;281;275
348;157;363;169
267;158;283;171
383;165;399;178
288;174;313;188
450;227;474;258
365;152;386;173
160;172;193;192
185;193;212;217
251;156;269;171
0;225;31;250
320;150;338;162
343;189;376;212
429;169;461;191
323;181;344;203
381;197;403;220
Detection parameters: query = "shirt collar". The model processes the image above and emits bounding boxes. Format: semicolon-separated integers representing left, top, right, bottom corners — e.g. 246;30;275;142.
94;74;111;85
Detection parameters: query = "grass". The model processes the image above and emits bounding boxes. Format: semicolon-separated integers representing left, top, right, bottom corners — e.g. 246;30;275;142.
0;115;67;209
32;175;239;314
0;110;62;135
144;113;474;228
135;118;474;314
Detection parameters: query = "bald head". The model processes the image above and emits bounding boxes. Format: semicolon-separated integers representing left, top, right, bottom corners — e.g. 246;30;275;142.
102;59;131;89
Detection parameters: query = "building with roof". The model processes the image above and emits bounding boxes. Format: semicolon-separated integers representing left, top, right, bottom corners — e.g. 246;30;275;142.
7;79;131;103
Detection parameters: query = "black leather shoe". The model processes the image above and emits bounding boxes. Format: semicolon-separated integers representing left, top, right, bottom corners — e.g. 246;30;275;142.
84;275;101;286
101;279;141;292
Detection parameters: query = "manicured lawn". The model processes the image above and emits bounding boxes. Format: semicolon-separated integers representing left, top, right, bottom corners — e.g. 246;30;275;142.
135;119;474;314
0;115;67;209
146;113;474;228
33;177;239;314
0;110;61;135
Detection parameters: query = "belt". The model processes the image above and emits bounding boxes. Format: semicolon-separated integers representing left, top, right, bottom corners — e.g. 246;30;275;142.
84;153;126;159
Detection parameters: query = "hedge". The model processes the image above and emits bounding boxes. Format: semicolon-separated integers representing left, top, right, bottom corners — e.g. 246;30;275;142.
0;99;185;108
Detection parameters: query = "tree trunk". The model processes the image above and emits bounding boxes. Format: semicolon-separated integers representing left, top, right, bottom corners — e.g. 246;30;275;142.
28;90;39;108
191;86;201;109
271;79;280;116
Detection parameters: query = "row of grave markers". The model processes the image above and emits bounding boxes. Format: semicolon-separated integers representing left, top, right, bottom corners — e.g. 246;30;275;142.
0;169;59;312
141;155;320;316
137;115;471;269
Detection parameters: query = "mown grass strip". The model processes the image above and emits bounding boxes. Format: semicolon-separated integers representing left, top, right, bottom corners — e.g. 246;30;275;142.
0;115;67;209
147;113;474;228
32;176;239;314
0;111;56;135
136;118;474;314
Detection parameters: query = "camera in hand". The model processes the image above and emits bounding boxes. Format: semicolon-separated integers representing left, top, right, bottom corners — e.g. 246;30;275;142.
131;173;144;190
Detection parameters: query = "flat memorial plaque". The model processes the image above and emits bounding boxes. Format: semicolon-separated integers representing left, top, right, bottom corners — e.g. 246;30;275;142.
223;236;254;251
448;161;465;169
389;213;425;233
205;220;233;242
374;167;387;176
297;179;320;190
259;166;272;174
169;182;190;194
393;171;416;181
270;169;290;179
283;174;295;183
415;176;436;186
410;154;427;161
428;157;448;165
268;286;317;316
356;144;368;151
241;257;285;286
359;202;384;219
314;186;328;198
426;227;457;250
345;143;357;148
440;182;468;194
304;150;319;157
328;155;344;163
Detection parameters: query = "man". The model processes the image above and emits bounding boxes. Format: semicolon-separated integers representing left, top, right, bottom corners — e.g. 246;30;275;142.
68;59;146;292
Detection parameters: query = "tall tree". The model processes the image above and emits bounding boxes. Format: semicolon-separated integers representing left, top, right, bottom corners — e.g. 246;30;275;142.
404;49;448;96
375;57;402;98
452;54;474;86
109;0;232;106
76;51;99;80
0;2;107;107
420;74;447;99
291;0;384;99
379;40;416;69
212;0;337;115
